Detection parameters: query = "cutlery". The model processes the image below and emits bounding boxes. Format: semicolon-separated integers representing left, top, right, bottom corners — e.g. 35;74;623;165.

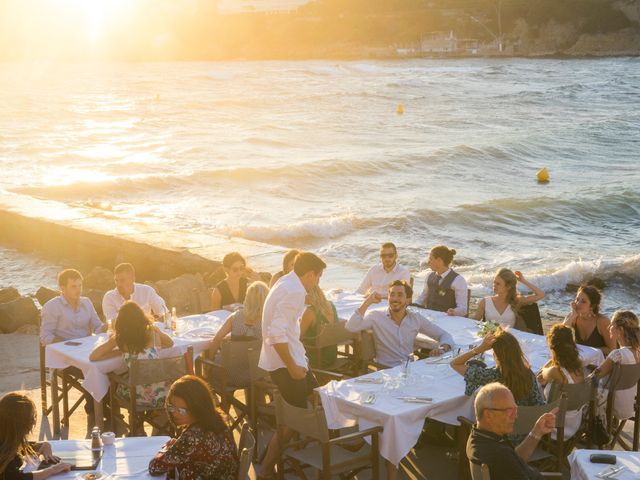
597;465;625;479
354;378;383;384
360;393;377;404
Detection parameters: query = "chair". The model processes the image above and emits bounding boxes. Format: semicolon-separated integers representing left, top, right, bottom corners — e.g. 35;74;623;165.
274;392;382;480
247;348;277;461
197;338;261;431
237;422;256;480
355;330;387;374
108;346;193;436
602;361;640;451
518;303;543;335
40;342;89;438
303;321;359;377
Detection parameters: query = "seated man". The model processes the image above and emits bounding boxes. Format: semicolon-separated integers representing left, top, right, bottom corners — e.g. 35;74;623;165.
415;245;468;316
467;382;557;480
346;280;454;367
102;263;167;322
356;242;411;297
40;269;104;345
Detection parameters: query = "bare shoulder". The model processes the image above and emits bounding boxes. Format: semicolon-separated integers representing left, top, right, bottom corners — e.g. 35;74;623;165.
597;314;611;328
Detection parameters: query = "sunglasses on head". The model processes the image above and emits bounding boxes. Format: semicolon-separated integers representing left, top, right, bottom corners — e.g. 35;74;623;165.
166;403;188;416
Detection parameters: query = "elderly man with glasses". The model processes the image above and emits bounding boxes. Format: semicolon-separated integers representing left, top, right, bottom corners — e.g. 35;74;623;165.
467;382;558;480
356;242;411;296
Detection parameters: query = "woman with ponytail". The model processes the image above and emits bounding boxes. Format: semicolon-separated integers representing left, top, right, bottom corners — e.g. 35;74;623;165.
416;245;469;316
592;310;640;419
537;324;585;396
474;268;544;329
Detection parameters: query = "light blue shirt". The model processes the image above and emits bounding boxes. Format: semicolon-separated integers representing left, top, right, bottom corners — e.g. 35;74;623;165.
40;295;103;344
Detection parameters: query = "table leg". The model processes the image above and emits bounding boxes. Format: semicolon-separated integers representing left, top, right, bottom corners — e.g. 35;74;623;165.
50;370;61;438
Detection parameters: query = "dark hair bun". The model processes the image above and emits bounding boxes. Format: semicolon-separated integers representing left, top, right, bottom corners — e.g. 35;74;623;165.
450;248;457;256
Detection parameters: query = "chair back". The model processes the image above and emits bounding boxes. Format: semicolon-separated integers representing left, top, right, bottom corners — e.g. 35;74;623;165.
359;330;377;366
220;338;262;386
547;381;591;411
512;396;566;436
469;463;491;480
247;347;270;384
274;392;330;443
129;346;193;386
518;303;543;335
236;423;255;480
306;321;358;349
605;362;640;392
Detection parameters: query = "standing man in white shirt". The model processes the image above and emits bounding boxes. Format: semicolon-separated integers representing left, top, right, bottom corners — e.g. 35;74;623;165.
257;251;326;479
415;245;469;316
347;280;454;367
356;242;411;296
102;263;167;322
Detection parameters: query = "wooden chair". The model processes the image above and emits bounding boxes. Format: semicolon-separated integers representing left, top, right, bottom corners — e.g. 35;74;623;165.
237;422;256;480
602;361;640;451
303;320;359;377
247;348;277;462
355;330;388;374
546;381;593;444
518;303;543;335
274;392;382;480
197;338;261;431
108;346;193;436
40;342;89;438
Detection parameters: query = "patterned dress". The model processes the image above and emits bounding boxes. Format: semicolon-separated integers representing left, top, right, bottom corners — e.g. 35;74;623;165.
464;364;545;406
148;424;239;479
117;347;170;408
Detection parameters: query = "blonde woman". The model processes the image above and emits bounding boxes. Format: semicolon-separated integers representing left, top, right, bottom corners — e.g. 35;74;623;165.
301;285;338;368
474;268;544;328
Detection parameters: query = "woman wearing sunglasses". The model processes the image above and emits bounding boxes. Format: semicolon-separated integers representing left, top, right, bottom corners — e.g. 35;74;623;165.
149;375;238;479
211;252;260;311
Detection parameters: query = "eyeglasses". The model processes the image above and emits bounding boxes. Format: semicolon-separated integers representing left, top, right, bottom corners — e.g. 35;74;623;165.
166;403;188;416
486;406;517;415
230;266;245;273
380;253;395;259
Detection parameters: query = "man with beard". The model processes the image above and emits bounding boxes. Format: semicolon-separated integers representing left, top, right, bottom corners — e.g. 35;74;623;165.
346;280;454;368
356;242;411;297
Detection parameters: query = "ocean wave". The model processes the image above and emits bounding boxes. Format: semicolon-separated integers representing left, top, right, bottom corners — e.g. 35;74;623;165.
465;254;640;295
214;214;361;243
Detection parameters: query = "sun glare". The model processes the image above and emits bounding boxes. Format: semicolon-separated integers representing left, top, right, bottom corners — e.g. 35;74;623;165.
65;0;129;42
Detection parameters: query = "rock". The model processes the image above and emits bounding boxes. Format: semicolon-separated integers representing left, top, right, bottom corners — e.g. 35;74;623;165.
84;266;114;290
0;296;40;333
84;289;106;319
204;268;226;288
152;273;210;316
35;286;58;307
0;287;21;304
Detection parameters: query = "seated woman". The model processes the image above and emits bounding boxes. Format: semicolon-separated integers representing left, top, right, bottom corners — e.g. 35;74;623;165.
211;252;259;311
90;301;174;408
563;285;615;356
269;249;299;288
537;324;585;396
473;269;544;329
149;375;238;479
0;392;71;479
301;285;339;369
591;310;640;421
451;328;545;406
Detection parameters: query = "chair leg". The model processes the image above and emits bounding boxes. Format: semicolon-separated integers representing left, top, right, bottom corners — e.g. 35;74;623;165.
371;432;380;480
62;372;70;426
51;371;61;438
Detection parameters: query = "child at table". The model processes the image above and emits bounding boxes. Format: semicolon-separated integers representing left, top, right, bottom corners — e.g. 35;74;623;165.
90;301;174;408
149;375;238;479
0;392;71;480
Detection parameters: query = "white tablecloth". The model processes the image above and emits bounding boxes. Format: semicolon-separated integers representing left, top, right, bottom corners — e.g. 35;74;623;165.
45;311;230;401
568;449;640;480
25;436;169;478
319;300;605;466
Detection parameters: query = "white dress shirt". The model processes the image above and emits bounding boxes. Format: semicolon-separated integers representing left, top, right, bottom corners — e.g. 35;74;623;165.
40;295;103;345
356;263;411;296
415;269;469;316
102;283;167;321
346;307;454;367
258;271;308;371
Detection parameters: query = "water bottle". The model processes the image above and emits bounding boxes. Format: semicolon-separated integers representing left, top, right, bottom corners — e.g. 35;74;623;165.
171;307;178;335
164;309;172;330
91;426;102;451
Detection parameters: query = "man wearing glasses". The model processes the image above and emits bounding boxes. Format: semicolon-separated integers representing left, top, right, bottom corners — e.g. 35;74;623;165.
467;383;558;480
356;242;411;296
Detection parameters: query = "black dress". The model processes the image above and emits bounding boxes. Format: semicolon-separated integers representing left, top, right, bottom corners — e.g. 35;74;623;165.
574;324;606;349
216;277;248;307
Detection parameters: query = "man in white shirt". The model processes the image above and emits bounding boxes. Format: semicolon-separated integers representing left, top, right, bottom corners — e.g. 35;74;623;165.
102;263;167;321
258;251;326;478
40;269;104;345
347;280;454;367
356;242;411;296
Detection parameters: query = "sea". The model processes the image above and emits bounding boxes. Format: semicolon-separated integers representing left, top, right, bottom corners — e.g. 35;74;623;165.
0;58;639;319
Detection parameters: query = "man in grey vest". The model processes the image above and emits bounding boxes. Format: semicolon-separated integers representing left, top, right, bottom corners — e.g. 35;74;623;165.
416;245;468;316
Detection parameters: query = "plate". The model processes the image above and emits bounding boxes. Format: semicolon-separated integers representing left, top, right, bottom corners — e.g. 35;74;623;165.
75;471;108;480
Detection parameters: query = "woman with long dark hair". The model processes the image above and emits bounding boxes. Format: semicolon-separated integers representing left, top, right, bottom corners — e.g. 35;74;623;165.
0;393;71;479
451;328;544;406
537;324;585;394
474;268;544;328
149;375;238;479
563;285;615;355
